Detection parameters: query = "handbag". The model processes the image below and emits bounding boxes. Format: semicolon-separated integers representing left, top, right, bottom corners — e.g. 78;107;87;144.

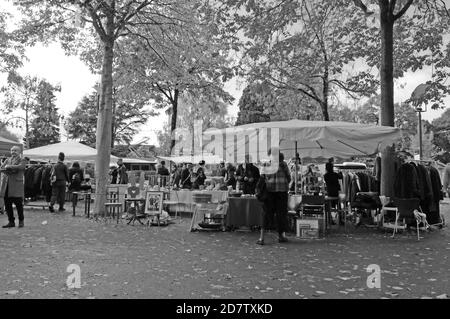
50;166;56;185
255;175;269;202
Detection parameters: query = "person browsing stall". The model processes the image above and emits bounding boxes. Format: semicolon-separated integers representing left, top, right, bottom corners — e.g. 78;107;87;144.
236;155;260;194
218;161;227;177
109;165;118;184
157;160;170;187
49;152;70;213
172;164;182;188
117;158;128;184
193;167;206;189
180;163;193;189
257;149;291;245
69;161;84;192
224;163;237;190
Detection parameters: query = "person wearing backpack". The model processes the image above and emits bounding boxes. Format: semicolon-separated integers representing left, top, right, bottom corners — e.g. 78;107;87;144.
69;161;84;192
256;148;291;245
49;152;70;213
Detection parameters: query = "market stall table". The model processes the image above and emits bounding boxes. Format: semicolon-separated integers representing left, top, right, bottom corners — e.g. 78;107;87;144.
225;196;264;229
168;190;228;213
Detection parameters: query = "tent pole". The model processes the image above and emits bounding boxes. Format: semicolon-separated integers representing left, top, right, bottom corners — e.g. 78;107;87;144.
295;141;298;194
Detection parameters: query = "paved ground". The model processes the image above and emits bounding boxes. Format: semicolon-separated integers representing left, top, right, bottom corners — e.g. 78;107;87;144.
0;199;449;299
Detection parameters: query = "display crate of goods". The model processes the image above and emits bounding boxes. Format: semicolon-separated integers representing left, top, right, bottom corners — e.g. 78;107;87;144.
193;193;212;203
296;218;323;239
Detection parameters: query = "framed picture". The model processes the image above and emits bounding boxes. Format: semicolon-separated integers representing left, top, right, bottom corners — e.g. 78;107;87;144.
144;191;164;216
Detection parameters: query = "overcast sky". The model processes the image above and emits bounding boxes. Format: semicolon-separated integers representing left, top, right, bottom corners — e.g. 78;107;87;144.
0;1;448;146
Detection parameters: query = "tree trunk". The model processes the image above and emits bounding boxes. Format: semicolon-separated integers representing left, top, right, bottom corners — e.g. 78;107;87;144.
94;10;115;217
111;89;115;149
379;1;395;197
322;64;330;121
25;97;29;149
170;88;179;154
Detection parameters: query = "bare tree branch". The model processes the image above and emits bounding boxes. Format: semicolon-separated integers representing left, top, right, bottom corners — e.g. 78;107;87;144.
393;0;414;20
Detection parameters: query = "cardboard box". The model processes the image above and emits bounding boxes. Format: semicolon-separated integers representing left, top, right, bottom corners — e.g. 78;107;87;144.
296;218;320;238
301;228;319;239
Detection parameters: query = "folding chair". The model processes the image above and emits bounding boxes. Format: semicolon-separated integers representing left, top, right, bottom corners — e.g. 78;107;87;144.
300;194;327;236
104;186;122;223
392;198;427;241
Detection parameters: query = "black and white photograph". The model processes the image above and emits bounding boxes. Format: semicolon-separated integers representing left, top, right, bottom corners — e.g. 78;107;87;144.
144;190;163;217
0;0;450;309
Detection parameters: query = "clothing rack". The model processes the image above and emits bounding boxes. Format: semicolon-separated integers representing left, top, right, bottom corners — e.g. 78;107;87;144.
336;168;374;175
412;160;434;166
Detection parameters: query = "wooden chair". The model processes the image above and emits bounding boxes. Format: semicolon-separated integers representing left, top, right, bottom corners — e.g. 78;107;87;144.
104;186;122;224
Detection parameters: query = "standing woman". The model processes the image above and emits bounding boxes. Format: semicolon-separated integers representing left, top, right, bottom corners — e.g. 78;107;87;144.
257;148;291;245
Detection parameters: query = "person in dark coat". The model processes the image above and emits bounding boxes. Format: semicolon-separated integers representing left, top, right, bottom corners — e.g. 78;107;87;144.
157;160;170;187
192;167;206;189
324;163;342;197
0;146;27;228
117;159;128;184
224;163;236;190
218;161;227;177
235;155;260;194
180;163;193;189
49;152;70;213
109;165;118;184
69;161;84;192
171;164;182;188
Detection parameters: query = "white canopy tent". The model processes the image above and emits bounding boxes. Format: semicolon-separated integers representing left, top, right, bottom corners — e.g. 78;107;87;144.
203;119;401;193
23;141;118;162
203;119;401;163
158;154;224;165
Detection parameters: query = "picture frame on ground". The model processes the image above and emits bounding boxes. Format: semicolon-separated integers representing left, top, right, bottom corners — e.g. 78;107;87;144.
144;191;163;217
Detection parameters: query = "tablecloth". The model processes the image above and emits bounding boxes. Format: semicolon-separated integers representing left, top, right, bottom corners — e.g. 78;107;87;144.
225;197;264;228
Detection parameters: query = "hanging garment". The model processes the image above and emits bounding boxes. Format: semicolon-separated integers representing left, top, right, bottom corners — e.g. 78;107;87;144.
417;164;433;216
394;163;420;199
427;166;443;224
32;166;44;197
349;174;361;204
41;165;53;202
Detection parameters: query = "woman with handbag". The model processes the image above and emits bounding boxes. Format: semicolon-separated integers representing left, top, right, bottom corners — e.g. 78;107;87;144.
256;149;291;245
